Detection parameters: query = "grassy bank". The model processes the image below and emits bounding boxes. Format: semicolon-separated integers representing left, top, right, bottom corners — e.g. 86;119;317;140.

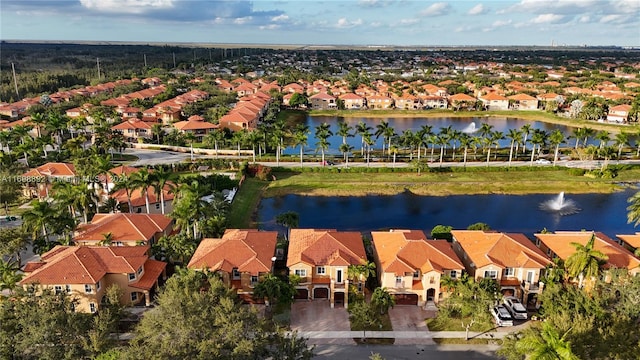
263;167;640;197
227;178;268;228
309;109;638;134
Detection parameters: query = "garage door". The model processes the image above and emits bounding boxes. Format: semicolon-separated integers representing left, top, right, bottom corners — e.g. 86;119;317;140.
334;292;345;306
294;288;308;300
394;293;418;305
313;287;329;299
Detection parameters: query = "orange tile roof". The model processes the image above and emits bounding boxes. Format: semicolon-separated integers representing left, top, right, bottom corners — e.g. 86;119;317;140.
111;184;175;207
287;229;367;267
130;259;166;290
187;229;277;275
480;92;508;101
535;231;640;270
23;162;76;177
617;233;640;248
372;230;464;276
451;230;551;269
173;119;218;131
74;213;173;243
449;93;476;101
508;93;537;101
20;245;158;285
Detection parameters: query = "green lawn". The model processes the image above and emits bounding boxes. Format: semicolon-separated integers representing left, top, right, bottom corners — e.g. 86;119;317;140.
264;167;639;197
426;317;494;332
433;338;502;345
350;311;394;345
226;178;268;228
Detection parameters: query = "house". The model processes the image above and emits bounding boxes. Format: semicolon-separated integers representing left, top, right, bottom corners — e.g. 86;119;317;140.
366;95;393;109
309;92;337;110
20;245;166;312
187;229;277;303
172;117;219;142
420;95;448;109
111;119;153;142
110;183;175;215
371;230;464;305
394;94;421;110
287;229;367;308
219;111;258;131
22;162;77;198
339;93;365;109
616;233;640;254
74;213;174;246
534;231;640;278
606;104;632;123
448;93;477;110
479;92;509;110
507;94;539;110
451;230;551;306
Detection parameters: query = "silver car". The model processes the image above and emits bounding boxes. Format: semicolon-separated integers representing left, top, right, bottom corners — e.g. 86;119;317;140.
491;305;514;327
503;296;528;320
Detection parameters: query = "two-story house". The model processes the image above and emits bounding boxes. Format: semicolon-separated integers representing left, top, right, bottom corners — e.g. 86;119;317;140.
366;95;393;109
507;93;539;110
371;230;464;306
287;229;367;308
479;92;509;110
606;104;632;123
309;92;337;110
172;116;219;142
534;231;640;279
451;230;551;307
22;162;77;199
111;119;153;142
187;229;277;303
339;93;365;109
74;213;174;246
20;245;166;312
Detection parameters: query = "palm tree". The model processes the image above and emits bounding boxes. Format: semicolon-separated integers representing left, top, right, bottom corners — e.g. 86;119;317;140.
438;126;452;161
355;121;372;157
549;129;565;166
572;127;586;149
75;184;99;223
45;112;69;146
417;125;433;160
52;181;81;220
99;232;114;246
130;168;154;213
564;234;608;288
627;191;640;227
22;200;57;242
339;143;354;167
203;129;225;158
111;174;134;213
151;123;164;144
171;181;210;239
151;167;175;215
614;132;630;160
292;124;309;168
245;130;261;163
363;131;374;166
520;124;532;155
506;129;520;166
598;145;616;171
315;122;333;166
459;133;473;168
440;275;457;294
490;130;504;160
275;211;299;241
595;130;610;149
0;259;22;294
231;129;247;157
375;120;391;155
582;127;595;147
371;287;395;315
389;144;398;167
336;121;353;145
515;322;579;360
529;130;547;166
478;123;494;154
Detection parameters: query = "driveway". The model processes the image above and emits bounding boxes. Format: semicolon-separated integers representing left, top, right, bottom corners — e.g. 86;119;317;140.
290;300;352;345
388;306;435;345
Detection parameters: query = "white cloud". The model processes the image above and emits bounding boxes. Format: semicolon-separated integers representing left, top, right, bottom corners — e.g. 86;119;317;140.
335;18;363;28
599;14;624;24
483;19;512;32
259;24;280;30
578;15;590;23
233;16;253;25
79;0;173;14
530;14;565;24
468;4;486;16
398;18;419;25
271;14;289;22
420;2;450;16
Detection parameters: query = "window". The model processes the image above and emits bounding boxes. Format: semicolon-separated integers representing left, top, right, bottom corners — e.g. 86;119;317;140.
96;281;101;290
128;273;136;281
449;270;457;279
250;276;259;285
114;241;124;246
232;268;241;280
155;203;160;210
137;266;143;276
294;269;306;277
546;248;552;257
504;268;515;277
395;276;403;286
429;276;435;284
85;284;93;294
316;266;326;275
54;285;63;295
89;303;96;313
484;270;498;279
65;285;72;293
131;292;138;302
413;271;420;279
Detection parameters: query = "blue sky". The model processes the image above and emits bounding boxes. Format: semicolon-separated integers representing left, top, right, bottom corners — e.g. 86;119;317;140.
1;0;639;46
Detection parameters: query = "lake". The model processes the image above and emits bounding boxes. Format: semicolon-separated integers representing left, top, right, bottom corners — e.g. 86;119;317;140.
283;115;581;156
257;188;640;239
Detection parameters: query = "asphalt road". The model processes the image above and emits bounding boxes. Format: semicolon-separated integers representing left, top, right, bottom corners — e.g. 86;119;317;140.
313;344;499;360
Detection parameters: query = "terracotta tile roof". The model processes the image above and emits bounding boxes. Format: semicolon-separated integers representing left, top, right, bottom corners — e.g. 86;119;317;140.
507;93;537;101
310;92;335;100
173;119;218;131
187;229;277;275
451;230;551;269
339;93;364;100
74;213;173;243
112;119;152;130
480;92;508;101
130;259;166;290
372;230;463;276
23;162;76;177
534;231;640;270
449;93;476;102
617;233;640;248
287;229;367;267
20;245;157;285
609;104;632;112
111;184;175;207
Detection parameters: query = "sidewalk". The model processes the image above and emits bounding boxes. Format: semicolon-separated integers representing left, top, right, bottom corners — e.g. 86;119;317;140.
291;330;509;340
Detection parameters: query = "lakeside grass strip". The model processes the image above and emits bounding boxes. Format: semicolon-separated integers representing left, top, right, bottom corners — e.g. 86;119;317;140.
227;178;268;228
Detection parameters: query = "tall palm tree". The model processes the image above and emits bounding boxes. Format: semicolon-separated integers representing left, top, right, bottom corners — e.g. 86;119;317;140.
0;259;22;294
339;143;354;166
171;181;210;239
245;130;261;163
231;129;247;157
315;122;333;166
595;130;610;149
75;184;99;223
520;123;532;155
151;123;163;145
151;167;175;215
29;112;46;138
130;168;154;214
111;174;134;213
529;130;547;166
506;128;520;166
478;123;494;154
549;129;565;166
203;129;225;158
292;124;309;168
355;121;372;157
371;287;395;315
22;200;57;242
572;127;586;149
627;191;640;227
614;132;629;160
45;112;69;146
375;120;391;155
336;121;353;145
417;125;433;160
459;133;472;168
598;146;616;171
564;234;608;288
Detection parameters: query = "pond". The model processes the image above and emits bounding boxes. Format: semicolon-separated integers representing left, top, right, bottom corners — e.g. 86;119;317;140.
283;115;583;156
257;188;640;239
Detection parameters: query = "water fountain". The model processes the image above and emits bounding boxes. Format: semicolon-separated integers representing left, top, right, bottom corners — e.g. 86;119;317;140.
539;192;580;216
462;122;478;134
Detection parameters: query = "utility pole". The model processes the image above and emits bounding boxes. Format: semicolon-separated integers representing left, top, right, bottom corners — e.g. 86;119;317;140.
173;52;176;68
144;54;147;67
96;58;101;80
11;62;19;99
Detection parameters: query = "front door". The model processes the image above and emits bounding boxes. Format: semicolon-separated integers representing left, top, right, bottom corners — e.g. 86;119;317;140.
526;271;535;284
336;269;343;284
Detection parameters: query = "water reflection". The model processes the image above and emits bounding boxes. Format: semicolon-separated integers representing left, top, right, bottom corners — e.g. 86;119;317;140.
257;189;638;238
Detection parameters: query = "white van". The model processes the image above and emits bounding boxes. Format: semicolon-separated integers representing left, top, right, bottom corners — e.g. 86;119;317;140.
491;305;514;327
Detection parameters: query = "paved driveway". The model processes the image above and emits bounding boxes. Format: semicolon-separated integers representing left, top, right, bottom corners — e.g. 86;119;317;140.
389;306;435;345
290;300;352;345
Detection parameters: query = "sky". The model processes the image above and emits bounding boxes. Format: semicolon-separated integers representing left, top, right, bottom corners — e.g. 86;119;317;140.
1;0;639;47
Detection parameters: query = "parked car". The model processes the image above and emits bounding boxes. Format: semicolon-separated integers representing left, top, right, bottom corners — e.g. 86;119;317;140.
491;305;514;327
503;296;528;320
535;159;551;164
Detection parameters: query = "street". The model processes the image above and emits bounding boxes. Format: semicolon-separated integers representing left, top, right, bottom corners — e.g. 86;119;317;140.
313;344;499;359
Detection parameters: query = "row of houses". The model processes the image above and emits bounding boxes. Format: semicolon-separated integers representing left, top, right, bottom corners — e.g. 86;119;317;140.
20;218;640;313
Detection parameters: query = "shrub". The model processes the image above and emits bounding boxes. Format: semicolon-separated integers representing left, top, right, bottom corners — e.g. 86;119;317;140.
567;168;586;176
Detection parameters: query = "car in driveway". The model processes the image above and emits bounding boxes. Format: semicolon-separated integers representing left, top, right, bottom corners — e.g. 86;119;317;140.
491;305;514;327
503;296;528;320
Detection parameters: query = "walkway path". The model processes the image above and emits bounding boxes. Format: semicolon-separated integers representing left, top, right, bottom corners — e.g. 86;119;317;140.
292;330;508;341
